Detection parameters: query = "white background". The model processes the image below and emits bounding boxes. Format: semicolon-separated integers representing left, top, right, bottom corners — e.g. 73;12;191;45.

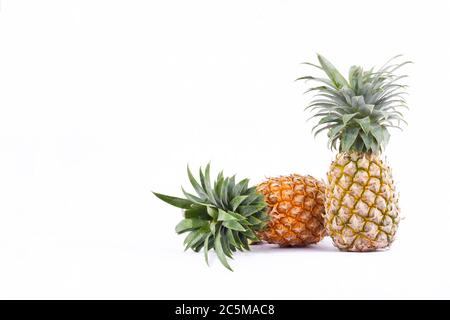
0;0;449;299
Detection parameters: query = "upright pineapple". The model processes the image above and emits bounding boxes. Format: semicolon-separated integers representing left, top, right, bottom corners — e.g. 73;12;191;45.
257;174;326;246
299;54;411;251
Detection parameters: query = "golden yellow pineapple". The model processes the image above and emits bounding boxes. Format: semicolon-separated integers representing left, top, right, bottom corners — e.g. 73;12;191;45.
257;174;326;246
326;153;400;251
299;54;410;251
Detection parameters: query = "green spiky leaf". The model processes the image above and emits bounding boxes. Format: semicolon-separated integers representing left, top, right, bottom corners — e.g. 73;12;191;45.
218;209;238;221
152;192;192;209
223;220;246;232
175;219;207;234
340;127;360;152
317;54;349;89
355;116;372;134
214;230;232;271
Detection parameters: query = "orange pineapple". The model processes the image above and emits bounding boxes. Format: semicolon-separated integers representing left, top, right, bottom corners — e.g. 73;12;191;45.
257;174;326;246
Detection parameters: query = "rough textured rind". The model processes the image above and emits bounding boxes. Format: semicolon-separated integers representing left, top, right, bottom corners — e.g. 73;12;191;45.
257;174;326;246
325;152;400;251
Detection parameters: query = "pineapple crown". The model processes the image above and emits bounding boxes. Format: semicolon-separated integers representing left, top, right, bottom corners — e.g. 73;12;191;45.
298;54;411;154
153;163;268;271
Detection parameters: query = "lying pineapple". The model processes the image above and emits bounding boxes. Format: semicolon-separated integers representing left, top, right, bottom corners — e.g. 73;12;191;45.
153;164;269;270
154;164;327;269
299;54;411;251
257;175;326;246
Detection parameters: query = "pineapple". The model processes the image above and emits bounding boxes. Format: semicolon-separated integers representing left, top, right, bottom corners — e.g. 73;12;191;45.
299;54;411;251
153;164;269;270
257;174;326;246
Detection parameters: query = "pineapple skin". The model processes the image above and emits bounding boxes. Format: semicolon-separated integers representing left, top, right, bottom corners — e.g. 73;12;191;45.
257;175;326;246
326;152;400;251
